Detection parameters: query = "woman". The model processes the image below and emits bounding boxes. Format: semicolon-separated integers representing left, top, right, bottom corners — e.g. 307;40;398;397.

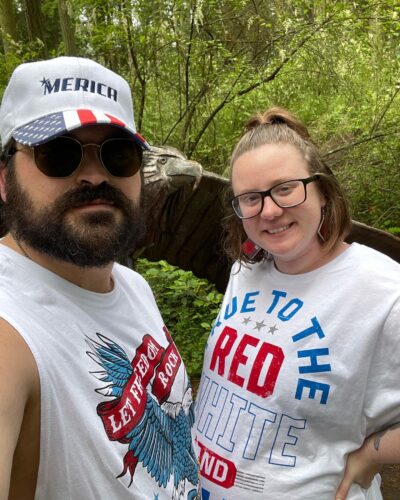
194;107;400;499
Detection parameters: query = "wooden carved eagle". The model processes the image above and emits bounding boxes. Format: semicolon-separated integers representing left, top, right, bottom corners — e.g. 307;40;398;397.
0;145;398;293
138;145;400;292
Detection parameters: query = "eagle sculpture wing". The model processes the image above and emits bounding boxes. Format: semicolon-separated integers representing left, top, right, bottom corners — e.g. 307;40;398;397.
139;145;400;293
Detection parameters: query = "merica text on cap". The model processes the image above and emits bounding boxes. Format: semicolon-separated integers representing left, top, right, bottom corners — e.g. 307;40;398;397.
40;77;118;101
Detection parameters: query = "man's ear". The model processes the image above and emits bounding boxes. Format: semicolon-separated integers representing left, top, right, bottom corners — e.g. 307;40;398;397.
0;163;7;203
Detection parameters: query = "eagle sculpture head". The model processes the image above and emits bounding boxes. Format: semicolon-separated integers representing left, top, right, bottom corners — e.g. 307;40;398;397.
143;145;202;191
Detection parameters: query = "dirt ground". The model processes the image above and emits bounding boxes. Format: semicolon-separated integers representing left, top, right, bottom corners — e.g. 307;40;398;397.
381;465;400;499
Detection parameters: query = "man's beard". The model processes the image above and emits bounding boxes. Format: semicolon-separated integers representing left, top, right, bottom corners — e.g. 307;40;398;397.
2;167;146;267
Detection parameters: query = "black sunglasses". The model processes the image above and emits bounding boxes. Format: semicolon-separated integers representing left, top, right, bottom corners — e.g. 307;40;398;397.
9;135;143;178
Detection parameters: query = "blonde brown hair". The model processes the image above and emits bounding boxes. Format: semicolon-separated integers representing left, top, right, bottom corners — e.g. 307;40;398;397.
224;107;351;263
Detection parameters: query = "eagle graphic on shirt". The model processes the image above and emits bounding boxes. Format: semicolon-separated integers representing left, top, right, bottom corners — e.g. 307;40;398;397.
86;332;199;500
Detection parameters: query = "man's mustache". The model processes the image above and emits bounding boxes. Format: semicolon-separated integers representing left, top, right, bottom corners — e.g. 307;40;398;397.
55;182;131;212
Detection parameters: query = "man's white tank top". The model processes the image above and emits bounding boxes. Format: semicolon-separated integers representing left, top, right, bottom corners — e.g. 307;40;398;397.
0;245;198;499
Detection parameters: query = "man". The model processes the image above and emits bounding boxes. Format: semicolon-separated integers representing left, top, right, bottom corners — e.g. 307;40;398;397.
0;57;198;499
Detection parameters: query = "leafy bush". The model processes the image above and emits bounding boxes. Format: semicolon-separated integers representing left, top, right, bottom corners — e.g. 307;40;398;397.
135;259;223;380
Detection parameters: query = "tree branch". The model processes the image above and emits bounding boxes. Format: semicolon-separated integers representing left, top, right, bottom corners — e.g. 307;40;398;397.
188;15;335;156
124;9;146;131
323;131;399;157
370;87;400;136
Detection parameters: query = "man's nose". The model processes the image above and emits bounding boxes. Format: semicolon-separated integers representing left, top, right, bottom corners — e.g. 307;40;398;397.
74;145;109;185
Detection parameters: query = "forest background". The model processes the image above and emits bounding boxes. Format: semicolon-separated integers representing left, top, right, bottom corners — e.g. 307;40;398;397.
1;3;400;495
0;0;399;379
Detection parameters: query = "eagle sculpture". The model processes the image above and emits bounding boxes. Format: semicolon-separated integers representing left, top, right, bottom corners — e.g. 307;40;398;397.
0;145;398;292
138;145;230;291
138;145;400;292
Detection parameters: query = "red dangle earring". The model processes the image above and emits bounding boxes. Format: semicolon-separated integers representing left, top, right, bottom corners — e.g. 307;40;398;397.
241;239;263;259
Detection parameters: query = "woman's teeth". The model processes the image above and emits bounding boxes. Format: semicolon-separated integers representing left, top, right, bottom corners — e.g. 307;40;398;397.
268;225;290;234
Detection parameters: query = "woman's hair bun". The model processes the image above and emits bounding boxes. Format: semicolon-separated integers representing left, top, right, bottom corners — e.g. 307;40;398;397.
245;106;312;141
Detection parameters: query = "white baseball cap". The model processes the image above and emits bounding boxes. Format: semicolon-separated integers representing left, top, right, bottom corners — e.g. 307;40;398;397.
0;56;149;149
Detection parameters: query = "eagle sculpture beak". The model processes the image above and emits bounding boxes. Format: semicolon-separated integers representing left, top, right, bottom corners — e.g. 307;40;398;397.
163;158;202;190
142;145;202;191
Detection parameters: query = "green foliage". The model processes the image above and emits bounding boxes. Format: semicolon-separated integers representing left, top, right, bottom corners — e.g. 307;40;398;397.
0;0;398;384
0;0;398;229
135;258;223;379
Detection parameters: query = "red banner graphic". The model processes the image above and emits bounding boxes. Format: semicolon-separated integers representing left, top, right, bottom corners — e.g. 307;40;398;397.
97;335;163;440
153;341;182;403
197;440;236;489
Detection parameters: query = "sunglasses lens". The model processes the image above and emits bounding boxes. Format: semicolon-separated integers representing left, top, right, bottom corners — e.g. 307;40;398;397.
34;137;81;177
33;136;143;177
101;139;142;177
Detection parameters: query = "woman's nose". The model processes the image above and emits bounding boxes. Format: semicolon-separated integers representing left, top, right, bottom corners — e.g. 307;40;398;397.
259;194;284;219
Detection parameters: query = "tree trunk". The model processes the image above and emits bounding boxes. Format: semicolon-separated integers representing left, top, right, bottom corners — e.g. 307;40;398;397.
0;0;17;54
23;0;48;57
58;0;76;56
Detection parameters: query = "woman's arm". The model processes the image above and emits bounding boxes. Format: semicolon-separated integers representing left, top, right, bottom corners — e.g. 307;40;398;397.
335;423;400;500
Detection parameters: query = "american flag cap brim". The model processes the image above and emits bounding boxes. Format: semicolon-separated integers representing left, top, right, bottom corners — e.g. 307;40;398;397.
13;108;150;149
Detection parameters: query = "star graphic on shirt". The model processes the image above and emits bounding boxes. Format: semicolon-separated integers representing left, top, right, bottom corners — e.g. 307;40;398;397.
40;77;50;87
254;320;266;331
268;325;278;335
242;316;251;325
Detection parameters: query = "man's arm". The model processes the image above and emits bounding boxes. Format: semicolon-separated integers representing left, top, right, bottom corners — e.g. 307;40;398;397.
0;318;37;500
335;424;400;500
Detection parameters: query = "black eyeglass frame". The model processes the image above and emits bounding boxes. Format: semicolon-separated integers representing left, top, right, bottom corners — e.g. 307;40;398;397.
3;135;143;178
231;174;321;219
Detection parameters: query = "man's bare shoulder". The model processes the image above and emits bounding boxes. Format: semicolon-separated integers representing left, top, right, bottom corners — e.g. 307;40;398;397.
0;317;38;387
0;317;40;500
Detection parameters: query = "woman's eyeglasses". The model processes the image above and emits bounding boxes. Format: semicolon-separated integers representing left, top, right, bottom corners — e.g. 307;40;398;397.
231;175;321;219
7;135;143;178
